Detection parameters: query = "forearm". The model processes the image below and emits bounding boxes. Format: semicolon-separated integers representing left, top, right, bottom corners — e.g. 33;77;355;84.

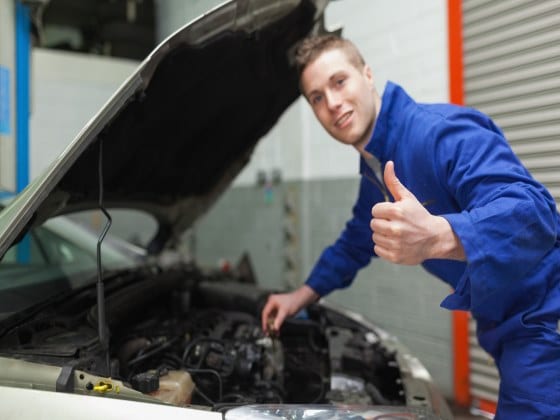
293;284;320;309
429;215;466;261
306;226;374;296
443;192;557;278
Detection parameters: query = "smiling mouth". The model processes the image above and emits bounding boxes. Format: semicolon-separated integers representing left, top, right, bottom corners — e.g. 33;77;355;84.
335;111;353;128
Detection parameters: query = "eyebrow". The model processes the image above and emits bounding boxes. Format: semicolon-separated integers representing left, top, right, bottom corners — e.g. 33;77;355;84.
305;71;347;99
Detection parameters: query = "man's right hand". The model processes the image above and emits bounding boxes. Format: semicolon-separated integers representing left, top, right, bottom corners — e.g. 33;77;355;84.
261;285;320;333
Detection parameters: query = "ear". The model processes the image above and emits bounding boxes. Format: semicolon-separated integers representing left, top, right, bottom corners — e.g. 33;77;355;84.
363;64;374;88
300;66;313;100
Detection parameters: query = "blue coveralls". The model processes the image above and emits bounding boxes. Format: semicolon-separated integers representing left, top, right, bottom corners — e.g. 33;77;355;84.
305;82;560;418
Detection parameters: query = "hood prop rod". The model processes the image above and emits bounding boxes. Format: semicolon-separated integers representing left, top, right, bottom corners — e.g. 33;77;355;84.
96;138;112;376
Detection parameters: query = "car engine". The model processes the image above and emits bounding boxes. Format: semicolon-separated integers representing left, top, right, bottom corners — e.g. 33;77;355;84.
0;264;406;409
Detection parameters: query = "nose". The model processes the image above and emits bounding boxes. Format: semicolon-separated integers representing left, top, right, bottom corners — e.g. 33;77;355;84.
325;89;342;111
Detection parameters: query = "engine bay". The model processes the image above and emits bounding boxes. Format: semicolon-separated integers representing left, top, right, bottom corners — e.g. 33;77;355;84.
0;265;406;409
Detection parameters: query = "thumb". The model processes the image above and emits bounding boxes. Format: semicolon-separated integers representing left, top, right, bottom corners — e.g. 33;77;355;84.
384;161;412;201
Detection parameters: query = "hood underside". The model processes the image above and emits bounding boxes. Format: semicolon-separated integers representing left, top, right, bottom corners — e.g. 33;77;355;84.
0;0;330;256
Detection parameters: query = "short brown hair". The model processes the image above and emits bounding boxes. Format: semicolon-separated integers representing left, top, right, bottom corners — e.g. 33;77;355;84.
294;35;366;79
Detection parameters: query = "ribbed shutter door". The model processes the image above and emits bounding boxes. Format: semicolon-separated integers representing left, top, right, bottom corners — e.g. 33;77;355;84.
463;0;560;205
468;315;499;405
462;0;560;408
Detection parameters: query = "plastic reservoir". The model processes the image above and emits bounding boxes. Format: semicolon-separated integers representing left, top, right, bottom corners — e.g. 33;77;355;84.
149;370;195;406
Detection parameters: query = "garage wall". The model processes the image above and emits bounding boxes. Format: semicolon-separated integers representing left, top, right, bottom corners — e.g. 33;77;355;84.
29;49;138;180
154;0;225;43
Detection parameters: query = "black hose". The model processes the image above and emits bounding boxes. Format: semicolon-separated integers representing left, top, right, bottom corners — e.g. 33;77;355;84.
187;368;223;401
193;386;215;405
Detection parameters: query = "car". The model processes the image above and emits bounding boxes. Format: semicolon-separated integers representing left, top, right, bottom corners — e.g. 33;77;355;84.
0;0;453;418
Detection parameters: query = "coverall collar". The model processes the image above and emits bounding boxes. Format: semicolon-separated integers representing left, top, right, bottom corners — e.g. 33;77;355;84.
359;81;403;184
364;81;403;163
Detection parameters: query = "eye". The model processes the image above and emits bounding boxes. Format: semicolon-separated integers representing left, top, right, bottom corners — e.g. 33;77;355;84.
310;94;323;105
336;77;346;87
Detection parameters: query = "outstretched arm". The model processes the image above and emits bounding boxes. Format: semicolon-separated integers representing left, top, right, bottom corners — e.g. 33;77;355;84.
261;173;385;333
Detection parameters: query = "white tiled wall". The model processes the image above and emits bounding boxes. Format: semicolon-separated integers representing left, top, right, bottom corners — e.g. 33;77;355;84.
154;0;225;43
29;49;138;180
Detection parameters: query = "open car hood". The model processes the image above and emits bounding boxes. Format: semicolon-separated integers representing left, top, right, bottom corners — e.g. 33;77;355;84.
0;0;330;257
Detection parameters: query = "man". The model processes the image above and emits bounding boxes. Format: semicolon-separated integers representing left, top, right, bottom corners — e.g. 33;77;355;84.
261;35;560;418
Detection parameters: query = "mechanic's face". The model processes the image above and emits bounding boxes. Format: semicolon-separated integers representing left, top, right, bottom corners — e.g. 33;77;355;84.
301;48;377;151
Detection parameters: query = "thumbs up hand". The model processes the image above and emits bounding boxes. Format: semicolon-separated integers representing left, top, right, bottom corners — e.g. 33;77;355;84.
370;161;463;264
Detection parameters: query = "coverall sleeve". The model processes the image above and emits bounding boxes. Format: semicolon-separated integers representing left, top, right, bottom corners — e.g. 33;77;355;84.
305;176;381;297
436;113;558;321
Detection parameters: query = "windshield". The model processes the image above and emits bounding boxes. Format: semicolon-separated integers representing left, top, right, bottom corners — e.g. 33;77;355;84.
0;215;141;318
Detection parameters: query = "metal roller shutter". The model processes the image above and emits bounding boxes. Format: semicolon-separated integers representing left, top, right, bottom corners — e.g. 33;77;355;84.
468;315;499;406
463;0;560;205
462;0;560;408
